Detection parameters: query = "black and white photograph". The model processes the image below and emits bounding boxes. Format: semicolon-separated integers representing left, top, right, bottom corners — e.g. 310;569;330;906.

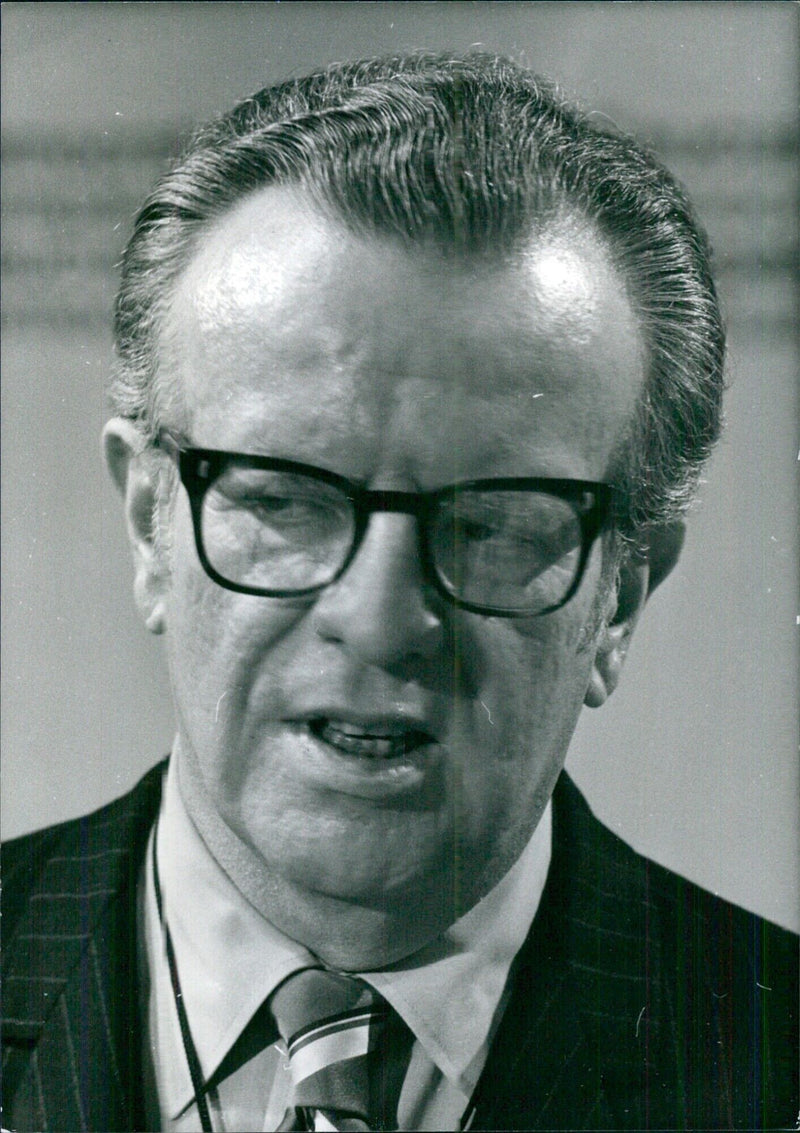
2;3;798;1129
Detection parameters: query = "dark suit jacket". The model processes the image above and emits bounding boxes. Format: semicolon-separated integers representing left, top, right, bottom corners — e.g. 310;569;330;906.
2;762;797;1131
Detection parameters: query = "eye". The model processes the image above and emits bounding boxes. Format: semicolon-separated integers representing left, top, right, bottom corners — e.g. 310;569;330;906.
205;465;353;536
454;514;500;542
245;492;337;527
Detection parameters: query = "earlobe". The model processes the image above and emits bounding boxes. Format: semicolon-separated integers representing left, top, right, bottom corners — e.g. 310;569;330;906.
583;667;610;709
103;418;168;635
584;556;649;709
584;614;640;707
584;520;685;708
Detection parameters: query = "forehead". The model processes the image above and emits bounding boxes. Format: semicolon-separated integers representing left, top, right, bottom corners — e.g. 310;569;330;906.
161;185;644;481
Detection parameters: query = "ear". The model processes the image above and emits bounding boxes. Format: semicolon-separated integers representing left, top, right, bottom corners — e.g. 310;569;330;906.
102;418;168;635
643;519;685;599
584;520;685;708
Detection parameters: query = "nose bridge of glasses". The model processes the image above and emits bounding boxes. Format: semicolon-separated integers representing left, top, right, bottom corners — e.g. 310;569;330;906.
356;486;430;520
343;488;437;606
349;489;436;579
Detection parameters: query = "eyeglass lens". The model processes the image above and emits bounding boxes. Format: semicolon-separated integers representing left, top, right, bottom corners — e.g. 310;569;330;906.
202;465;357;591
431;490;582;612
198;463;585;613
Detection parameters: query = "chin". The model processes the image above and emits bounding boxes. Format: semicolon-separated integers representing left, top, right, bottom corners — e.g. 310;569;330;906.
261;826;453;912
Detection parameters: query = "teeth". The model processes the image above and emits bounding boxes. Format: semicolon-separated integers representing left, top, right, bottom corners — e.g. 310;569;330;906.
309;719;430;759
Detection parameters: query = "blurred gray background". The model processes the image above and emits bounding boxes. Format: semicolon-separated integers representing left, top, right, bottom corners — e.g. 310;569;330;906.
2;2;797;931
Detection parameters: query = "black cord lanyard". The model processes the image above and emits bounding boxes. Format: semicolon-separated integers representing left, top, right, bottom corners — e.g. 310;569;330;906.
152;819;214;1133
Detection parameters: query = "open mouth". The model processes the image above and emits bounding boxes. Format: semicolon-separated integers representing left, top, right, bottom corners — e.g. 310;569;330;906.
307;718;434;759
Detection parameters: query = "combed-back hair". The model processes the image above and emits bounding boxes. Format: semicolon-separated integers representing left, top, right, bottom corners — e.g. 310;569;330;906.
112;52;724;542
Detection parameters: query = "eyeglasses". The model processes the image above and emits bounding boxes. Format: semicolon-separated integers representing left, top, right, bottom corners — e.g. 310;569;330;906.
156;430;614;618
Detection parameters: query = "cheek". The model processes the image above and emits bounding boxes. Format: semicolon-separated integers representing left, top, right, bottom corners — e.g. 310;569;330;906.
467;608;594;735
456;603;599;807
434;612;596;898
163;504;303;741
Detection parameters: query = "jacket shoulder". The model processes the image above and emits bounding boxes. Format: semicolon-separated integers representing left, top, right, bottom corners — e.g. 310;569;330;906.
559;773;797;990
2;762;166;1132
2;760;167;942
559;773;798;1126
477;774;798;1129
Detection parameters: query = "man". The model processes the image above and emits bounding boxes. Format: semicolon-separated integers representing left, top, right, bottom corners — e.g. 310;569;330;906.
2;53;796;1131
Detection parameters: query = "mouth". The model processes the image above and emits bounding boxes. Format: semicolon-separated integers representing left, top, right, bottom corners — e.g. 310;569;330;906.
306;717;435;760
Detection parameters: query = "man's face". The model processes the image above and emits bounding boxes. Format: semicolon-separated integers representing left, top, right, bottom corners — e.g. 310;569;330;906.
150;186;644;964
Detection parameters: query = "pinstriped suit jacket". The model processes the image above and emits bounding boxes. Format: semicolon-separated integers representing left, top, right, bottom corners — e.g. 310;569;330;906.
2;762;797;1131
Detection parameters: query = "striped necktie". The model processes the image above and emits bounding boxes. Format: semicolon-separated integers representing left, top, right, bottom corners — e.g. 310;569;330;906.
270;968;413;1132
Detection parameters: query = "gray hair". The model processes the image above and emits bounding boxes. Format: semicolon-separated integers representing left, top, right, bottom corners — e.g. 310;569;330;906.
111;52;725;543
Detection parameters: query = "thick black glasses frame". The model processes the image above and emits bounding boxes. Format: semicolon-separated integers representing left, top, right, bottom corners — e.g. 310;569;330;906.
157;430;613;618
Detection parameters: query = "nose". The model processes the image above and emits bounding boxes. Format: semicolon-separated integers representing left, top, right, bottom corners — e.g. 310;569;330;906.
310;513;445;669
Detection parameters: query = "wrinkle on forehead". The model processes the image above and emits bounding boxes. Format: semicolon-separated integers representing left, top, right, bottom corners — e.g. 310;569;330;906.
158;186;644;483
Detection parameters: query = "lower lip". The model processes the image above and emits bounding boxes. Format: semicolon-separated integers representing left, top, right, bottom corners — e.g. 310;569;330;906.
285;723;439;800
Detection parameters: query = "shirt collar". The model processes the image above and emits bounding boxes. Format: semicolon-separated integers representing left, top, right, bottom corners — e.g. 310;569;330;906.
365;804;551;1095
152;754;551;1115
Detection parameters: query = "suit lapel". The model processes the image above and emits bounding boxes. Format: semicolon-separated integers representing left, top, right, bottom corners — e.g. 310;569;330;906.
2;762;165;1132
468;772;660;1130
468;944;608;1130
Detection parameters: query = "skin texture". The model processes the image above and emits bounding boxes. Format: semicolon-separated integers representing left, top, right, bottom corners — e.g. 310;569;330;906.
106;186;652;968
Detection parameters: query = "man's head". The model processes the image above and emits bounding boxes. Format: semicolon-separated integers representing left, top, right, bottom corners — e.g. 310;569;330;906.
105;53;724;966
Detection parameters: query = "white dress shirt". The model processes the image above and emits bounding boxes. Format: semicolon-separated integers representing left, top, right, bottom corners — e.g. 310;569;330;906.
140;759;551;1132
